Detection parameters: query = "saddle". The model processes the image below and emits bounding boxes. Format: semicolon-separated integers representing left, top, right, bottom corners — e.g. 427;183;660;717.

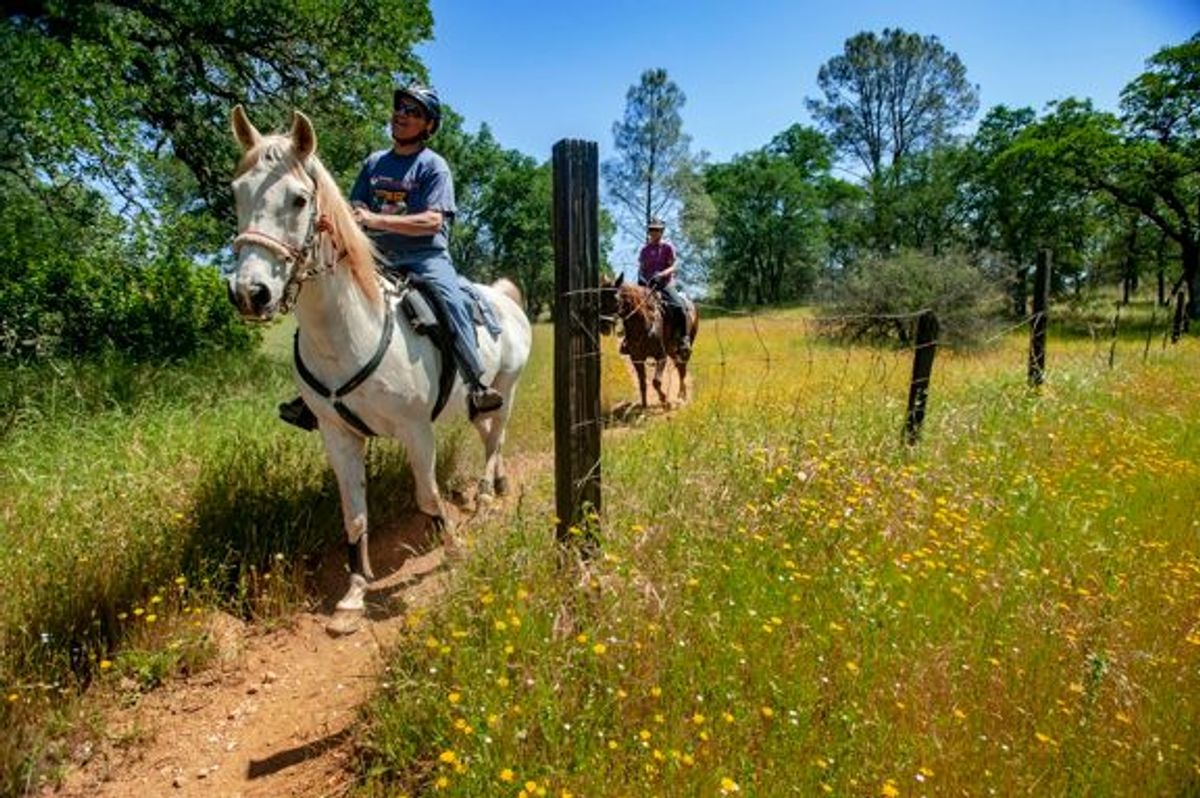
386;274;502;421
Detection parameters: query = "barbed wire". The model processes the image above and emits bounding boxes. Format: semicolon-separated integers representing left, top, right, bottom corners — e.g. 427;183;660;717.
554;285;1190;528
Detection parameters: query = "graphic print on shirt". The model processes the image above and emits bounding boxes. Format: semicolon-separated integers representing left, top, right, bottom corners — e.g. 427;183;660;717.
370;175;412;215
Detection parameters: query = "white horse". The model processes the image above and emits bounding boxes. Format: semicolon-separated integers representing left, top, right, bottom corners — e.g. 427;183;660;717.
227;106;532;630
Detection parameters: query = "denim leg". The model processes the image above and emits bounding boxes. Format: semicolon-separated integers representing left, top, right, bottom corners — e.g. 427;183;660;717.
660;282;687;337
403;254;486;384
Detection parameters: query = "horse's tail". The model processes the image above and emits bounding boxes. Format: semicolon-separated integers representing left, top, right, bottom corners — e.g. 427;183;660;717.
492;277;523;309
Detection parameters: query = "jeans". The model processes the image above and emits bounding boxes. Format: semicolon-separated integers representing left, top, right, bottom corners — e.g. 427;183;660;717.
641;278;688;342
387;252;486;385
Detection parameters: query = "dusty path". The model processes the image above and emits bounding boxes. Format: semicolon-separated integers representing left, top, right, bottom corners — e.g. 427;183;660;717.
54;450;548;798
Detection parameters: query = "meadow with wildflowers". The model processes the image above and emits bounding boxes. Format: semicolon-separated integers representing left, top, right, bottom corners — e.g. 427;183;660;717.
357;308;1199;797
1;305;1197;796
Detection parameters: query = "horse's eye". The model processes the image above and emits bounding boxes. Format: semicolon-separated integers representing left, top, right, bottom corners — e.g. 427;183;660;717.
293;194;309;208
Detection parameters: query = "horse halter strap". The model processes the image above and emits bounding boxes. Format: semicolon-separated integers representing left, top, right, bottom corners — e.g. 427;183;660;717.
231;173;331;313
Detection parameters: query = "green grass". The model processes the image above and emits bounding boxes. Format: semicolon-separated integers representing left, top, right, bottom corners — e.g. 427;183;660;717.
0;319;557;794
1;304;1196;796
356;313;1200;797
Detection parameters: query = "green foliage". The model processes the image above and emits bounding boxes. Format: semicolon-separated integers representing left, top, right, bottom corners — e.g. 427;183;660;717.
704;126;840;305
962;104;1100;315
438;118;557;316
807;28;980;180
826;250;999;346
0;180;255;362
5;0;432;220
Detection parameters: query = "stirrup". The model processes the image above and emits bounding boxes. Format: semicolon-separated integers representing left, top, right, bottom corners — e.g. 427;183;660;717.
469;386;504;414
279;396;318;431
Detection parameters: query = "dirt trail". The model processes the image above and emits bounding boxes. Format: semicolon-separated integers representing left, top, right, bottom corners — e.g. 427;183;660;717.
49;377;681;798
54;485;519;798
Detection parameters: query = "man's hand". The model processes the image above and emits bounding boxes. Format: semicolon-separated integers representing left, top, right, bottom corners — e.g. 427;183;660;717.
352;206;375;229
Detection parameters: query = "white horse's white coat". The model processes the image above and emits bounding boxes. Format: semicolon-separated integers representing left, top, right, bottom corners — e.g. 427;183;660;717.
228;107;531;622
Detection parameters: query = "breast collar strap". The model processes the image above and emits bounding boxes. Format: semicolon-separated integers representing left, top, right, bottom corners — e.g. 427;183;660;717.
293;302;395;438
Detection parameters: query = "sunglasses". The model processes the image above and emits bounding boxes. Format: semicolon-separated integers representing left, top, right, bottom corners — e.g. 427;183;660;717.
393;102;426;119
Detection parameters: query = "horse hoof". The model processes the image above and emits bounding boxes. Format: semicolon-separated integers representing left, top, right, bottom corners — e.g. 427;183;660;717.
325;609;365;637
494;475;509;496
477;478;494;499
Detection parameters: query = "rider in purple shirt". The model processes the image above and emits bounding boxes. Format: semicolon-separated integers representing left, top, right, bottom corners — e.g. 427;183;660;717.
637;218;690;357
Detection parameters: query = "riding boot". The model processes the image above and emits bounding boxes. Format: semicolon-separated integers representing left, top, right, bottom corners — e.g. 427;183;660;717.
450;350;503;414
279;396;319;431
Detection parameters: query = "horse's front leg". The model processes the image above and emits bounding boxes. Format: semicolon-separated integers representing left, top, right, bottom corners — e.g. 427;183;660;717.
320;424;371;615
633;359;649;407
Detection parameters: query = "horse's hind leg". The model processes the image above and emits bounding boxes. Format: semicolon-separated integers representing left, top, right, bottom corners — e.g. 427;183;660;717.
474;373;518;499
676;356;689;402
400;421;455;549
321;425;371;613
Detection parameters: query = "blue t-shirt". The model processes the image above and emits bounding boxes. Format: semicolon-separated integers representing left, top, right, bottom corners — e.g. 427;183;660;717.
349;147;456;266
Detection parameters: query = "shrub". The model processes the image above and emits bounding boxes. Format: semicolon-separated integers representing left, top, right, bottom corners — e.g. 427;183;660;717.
821;249;1001;347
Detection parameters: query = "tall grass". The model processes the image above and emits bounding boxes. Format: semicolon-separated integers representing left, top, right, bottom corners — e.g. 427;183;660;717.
357;316;1199;796
0;320;560;794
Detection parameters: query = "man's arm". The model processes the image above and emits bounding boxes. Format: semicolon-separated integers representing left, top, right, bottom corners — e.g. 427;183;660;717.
354;207;444;235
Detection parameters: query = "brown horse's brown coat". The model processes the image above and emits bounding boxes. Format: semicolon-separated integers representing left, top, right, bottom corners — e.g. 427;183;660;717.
601;277;699;407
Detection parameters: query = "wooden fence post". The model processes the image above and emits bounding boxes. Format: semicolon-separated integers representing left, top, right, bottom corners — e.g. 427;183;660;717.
1028;249;1051;387
552;139;601;550
904;310;939;445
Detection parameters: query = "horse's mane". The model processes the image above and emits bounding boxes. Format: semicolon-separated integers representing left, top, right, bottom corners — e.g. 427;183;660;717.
236;136;382;307
617;282;659;326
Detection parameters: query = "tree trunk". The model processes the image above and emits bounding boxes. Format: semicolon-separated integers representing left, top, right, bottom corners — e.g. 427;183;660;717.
1158;268;1166;306
1184;239;1199;321
1012;265;1028;317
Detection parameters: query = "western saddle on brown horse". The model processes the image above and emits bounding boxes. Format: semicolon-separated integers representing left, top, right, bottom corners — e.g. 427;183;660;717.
600;274;699;407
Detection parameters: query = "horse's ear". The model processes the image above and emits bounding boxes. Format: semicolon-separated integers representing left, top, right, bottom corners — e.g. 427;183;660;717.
614;273;624;288
231;104;261;151
291;110;317;162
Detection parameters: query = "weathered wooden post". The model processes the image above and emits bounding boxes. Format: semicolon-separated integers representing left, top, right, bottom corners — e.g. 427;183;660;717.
904;310;939;445
552;139;601;550
1028;249;1051;387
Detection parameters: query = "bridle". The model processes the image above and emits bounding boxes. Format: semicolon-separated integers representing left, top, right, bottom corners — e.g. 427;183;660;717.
231;172;333;314
600;283;658;333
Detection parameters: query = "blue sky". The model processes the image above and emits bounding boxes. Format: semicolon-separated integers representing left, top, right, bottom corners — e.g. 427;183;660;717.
418;0;1198;164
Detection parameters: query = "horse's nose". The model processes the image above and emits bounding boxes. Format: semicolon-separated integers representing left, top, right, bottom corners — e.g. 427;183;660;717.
248;281;272;313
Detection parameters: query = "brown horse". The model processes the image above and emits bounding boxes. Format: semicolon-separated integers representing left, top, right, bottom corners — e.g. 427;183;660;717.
600;274;699;407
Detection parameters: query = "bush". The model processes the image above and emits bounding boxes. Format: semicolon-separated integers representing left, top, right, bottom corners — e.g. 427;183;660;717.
821;249;1001;347
0;250;255;362
0;178;255;363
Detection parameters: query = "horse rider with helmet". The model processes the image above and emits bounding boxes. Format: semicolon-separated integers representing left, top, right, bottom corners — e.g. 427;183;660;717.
637;217;690;358
280;83;504;430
